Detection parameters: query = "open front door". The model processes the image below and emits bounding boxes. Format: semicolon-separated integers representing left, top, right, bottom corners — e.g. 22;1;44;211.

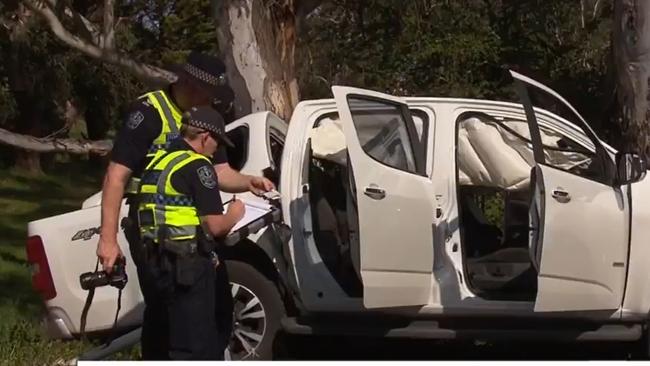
332;86;436;308
511;71;629;313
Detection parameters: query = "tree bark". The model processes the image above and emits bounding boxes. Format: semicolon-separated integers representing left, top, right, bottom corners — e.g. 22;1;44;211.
214;0;301;121
613;0;650;157
0;127;113;155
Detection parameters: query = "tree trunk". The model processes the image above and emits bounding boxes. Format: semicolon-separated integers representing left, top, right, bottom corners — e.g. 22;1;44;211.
14;150;42;174
613;0;650;158
214;0;300;121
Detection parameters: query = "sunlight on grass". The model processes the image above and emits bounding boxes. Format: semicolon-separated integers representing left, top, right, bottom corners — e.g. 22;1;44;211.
0;163;107;364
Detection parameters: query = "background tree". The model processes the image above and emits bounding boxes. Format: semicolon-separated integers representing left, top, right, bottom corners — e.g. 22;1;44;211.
613;0;650;158
0;0;220;171
0;0;629;173
215;0;321;121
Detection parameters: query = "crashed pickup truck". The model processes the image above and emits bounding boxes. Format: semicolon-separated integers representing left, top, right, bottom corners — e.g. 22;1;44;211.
27;71;650;360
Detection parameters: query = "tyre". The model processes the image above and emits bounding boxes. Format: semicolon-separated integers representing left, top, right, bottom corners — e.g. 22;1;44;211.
224;260;285;360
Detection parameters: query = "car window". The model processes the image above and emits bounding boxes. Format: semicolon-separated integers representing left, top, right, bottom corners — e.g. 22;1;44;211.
268;127;284;169
411;109;430;166
226;126;249;170
523;85;610;184
347;96;419;174
412;113;427;145
266;127;284;187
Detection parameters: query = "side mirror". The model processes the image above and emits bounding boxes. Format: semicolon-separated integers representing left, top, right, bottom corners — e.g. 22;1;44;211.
616;152;648;185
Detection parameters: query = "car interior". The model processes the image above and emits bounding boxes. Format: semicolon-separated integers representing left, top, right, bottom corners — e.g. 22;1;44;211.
455;110;600;301
305;109;427;299
302;103;601;303
307;114;363;297
455;112;542;301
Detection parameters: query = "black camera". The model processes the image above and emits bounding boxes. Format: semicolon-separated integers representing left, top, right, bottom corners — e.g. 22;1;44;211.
80;257;128;290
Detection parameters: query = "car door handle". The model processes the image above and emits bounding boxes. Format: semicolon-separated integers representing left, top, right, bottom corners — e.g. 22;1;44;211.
364;186;386;200
551;188;571;203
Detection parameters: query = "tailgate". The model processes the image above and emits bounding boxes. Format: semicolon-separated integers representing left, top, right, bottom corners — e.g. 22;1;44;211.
28;200;143;337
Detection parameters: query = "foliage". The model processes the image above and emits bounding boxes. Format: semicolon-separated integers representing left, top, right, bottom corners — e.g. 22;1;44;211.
0;0;219;168
299;0;613;137
128;0;219;66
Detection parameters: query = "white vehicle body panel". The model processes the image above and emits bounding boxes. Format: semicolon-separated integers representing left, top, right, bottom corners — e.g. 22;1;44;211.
281;95;635;318
622;177;650;318
532;165;628;311
511;71;629;313
332;86;437;308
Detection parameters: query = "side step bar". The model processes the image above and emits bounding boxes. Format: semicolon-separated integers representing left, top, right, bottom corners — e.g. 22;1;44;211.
281;317;643;342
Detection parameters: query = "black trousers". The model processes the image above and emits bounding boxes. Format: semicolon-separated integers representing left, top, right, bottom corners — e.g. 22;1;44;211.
125;206;233;360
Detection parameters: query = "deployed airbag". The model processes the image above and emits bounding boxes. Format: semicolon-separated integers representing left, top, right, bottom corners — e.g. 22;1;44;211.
309;113;590;191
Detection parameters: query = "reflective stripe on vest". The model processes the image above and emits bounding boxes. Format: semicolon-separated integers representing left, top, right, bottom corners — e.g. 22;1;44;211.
137;150;211;243
144;90;182;157
125;90;183;194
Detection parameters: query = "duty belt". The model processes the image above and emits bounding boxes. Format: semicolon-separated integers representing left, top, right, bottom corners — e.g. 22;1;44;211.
160;239;198;257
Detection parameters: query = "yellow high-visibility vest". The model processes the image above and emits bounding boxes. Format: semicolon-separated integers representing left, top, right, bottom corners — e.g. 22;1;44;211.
137;149;211;243
125;90;183;194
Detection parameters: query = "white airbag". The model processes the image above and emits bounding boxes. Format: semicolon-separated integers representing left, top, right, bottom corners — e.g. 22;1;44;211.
309;114;588;191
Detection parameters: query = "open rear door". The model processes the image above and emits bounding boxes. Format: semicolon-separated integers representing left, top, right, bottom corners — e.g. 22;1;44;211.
332;86;436;308
511;71;628;313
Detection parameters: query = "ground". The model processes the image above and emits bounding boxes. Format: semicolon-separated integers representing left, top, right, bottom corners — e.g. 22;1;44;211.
0;159;137;365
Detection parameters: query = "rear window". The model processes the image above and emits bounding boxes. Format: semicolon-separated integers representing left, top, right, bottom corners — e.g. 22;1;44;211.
226;126;249;170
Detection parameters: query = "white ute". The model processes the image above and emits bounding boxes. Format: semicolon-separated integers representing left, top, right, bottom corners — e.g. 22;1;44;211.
27;71;650;360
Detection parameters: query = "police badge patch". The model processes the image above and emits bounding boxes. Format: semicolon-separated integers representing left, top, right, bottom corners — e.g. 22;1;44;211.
127;111;144;129
197;166;217;189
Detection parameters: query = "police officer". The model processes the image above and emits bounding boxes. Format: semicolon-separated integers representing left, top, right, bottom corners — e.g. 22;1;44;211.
136;106;242;360
95;52;273;359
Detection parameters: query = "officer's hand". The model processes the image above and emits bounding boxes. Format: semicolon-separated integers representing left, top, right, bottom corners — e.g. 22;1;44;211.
248;176;275;195
227;198;246;222
97;237;123;274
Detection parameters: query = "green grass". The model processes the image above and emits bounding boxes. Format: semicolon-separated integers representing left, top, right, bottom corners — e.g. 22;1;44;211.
0;161;138;365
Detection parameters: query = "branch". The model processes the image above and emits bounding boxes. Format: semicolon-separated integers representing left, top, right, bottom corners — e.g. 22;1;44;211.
22;0;176;85
102;0;115;49
0;127;113;155
592;0;602;20
67;6;100;45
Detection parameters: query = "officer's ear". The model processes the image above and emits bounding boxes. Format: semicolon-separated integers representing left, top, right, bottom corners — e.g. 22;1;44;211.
200;131;211;147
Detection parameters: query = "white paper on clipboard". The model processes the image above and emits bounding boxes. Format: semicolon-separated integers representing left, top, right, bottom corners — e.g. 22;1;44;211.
223;199;275;234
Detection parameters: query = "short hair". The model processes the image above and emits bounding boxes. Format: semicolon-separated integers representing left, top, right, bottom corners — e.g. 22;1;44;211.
180;123;204;140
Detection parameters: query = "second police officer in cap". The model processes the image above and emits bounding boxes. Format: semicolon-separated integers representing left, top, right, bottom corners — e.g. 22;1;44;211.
136;106;244;360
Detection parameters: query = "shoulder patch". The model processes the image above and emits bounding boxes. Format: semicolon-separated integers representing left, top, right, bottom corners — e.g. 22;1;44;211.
127;111;145;129
197;165;217;189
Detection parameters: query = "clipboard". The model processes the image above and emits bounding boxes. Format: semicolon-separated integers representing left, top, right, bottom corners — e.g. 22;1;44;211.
222;198;283;246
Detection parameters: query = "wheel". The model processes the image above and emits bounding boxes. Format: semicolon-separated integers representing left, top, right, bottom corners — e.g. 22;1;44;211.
224;260;285;360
